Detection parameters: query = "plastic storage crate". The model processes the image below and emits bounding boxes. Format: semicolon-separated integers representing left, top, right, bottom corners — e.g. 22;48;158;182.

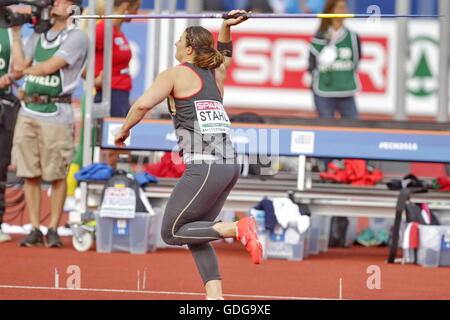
308;215;320;254
265;226;305;261
400;220;416;264
345;217;358;247
249;208;306;261
309;215;331;254
417;225;450;267
302;227;310;259
318;215;332;253
95;211;158;254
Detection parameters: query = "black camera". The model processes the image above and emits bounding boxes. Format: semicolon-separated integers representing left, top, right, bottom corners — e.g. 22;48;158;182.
0;0;55;33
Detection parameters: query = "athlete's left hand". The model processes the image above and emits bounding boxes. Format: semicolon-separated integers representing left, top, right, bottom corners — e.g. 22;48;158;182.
224;10;251;27
114;129;130;148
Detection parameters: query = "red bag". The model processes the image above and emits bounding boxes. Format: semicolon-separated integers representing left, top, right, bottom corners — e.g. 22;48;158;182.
145;152;186;178
319;159;384;186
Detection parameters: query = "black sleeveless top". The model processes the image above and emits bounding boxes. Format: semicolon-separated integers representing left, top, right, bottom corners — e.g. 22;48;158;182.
167;62;236;159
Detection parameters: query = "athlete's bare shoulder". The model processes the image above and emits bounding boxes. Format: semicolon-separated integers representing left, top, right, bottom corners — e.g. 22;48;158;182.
172;64;200;82
173;63;194;73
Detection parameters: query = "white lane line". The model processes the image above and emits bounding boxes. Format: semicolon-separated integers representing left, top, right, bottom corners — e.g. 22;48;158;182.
0;285;342;300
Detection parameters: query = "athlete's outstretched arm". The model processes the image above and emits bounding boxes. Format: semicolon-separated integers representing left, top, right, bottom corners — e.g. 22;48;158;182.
114;68;174;147
217;10;249;70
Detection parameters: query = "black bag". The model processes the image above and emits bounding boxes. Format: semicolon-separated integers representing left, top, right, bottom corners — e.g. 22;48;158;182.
100;169;149;213
388;186;429;263
328;217;349;248
387;174;428;191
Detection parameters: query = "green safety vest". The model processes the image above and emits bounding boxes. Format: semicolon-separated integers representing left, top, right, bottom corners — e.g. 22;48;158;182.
311;29;360;97
0;28;12;96
23;36;63;115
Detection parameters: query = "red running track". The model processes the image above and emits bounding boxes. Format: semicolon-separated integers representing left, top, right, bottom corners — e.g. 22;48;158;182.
1;234;450;300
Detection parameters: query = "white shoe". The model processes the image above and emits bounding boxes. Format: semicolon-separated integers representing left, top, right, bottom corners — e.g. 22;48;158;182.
0;229;12;242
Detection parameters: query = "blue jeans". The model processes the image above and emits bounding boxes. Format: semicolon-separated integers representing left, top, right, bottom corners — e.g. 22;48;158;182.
313;94;359;119
313;94;359;171
94;89;131;118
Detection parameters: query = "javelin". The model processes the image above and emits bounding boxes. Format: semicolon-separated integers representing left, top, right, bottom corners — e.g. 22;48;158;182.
71;13;443;20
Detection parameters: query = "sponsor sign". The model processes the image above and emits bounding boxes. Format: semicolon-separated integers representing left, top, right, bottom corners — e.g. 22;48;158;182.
100;187;136;219
194;100;231;134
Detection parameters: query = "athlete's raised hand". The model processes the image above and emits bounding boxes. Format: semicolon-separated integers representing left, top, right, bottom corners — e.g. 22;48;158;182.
223;10;250;27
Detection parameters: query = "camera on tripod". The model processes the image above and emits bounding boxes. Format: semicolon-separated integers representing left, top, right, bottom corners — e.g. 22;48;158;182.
0;0;55;33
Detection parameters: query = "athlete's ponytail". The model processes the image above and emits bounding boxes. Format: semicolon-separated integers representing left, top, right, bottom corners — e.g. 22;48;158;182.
193;46;224;70
185;26;224;70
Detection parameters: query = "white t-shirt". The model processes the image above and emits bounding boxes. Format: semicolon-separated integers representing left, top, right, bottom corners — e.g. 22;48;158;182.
20;26;88;124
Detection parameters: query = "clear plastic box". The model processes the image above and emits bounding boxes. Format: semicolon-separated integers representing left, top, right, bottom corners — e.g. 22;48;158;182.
265;226;305;261
345;217;358;248
417;225;450;267
303;227;310;259
250;208;306;261
309;215;331;254
308;216;320;254
318;215;332;253
95;211;158;254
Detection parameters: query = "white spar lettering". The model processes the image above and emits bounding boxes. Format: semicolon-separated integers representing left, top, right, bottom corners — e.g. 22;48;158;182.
233;37;308;85
0;58;5;70
195;100;222;110
231;35;387;90
272;39;308;85
234;37;271;84
359;42;386;90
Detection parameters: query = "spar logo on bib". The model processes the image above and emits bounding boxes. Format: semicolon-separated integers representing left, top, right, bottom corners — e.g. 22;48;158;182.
195;100;231;134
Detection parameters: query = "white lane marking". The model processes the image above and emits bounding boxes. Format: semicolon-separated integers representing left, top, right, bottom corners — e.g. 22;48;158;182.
0;285;344;300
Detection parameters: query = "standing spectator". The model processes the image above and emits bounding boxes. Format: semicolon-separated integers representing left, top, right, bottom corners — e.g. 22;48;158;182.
0;26;22;242
93;0;141;168
66;0;106;199
308;0;361;120
11;0;88;247
93;0;141;118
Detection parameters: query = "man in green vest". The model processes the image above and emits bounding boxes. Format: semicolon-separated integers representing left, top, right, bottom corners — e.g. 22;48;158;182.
11;0;88;247
0;26;22;243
